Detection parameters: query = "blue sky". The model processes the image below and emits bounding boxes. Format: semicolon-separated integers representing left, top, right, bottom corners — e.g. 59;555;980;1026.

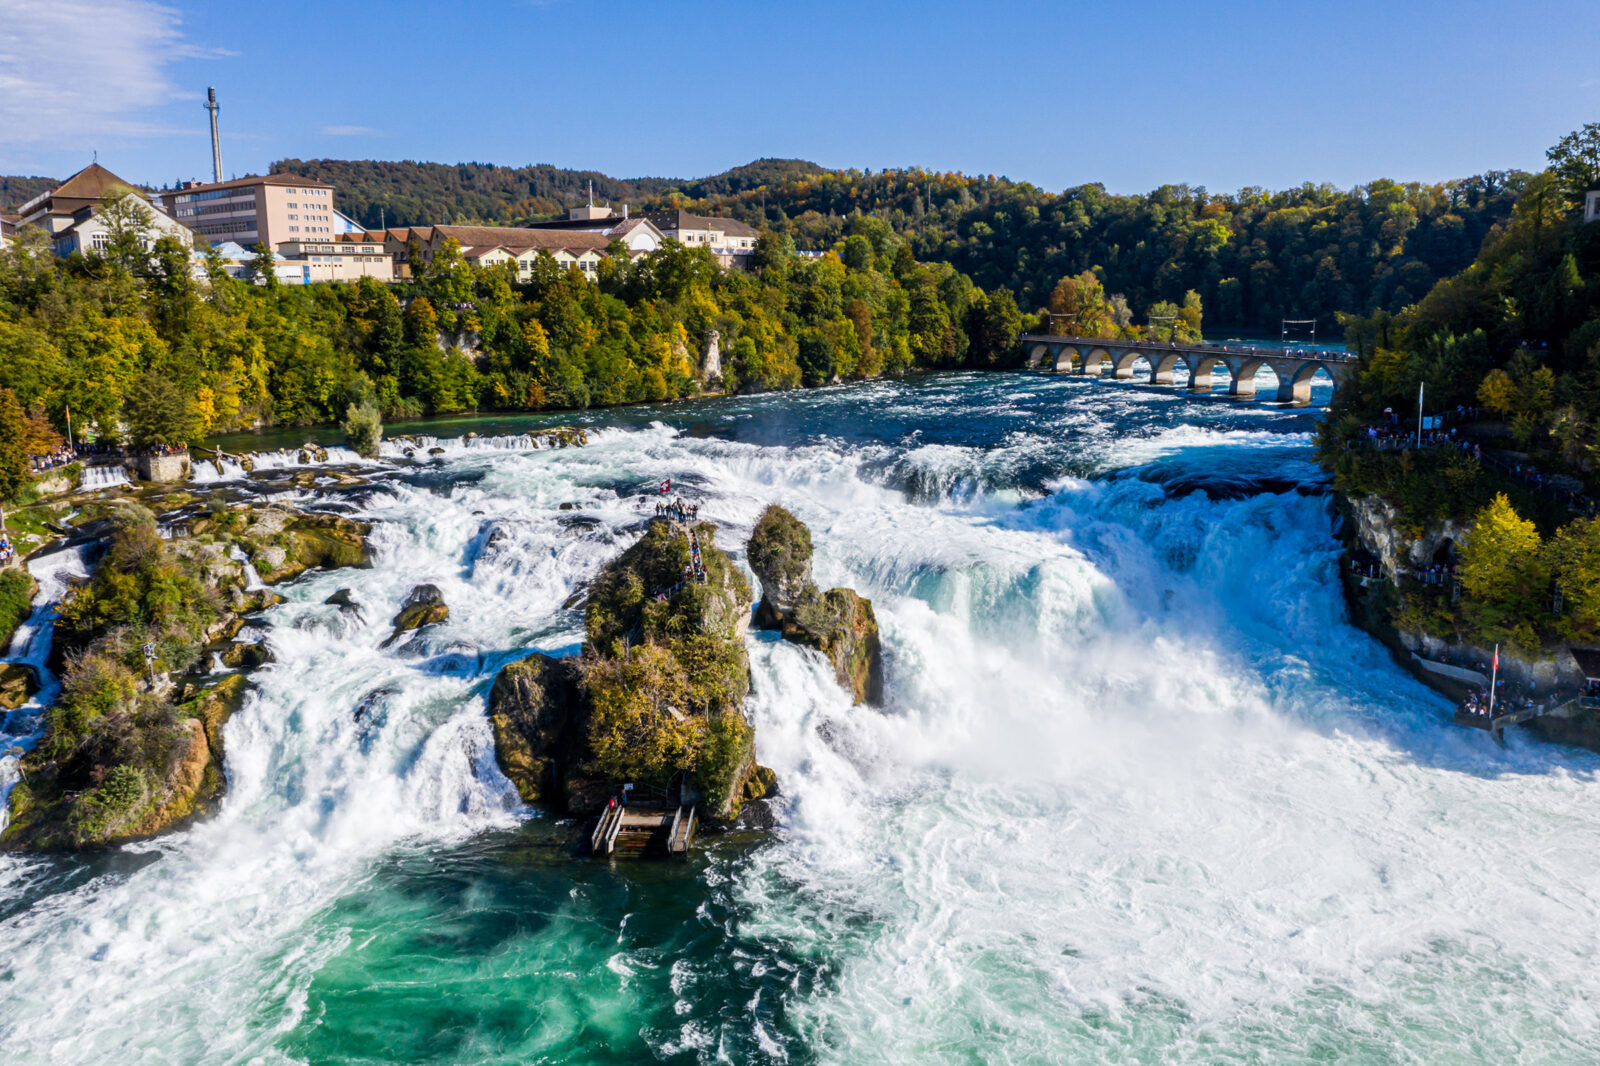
3;0;1595;195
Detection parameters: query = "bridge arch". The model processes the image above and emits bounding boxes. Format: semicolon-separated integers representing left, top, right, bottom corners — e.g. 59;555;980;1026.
1080;347;1113;377
1049;345;1081;373
1148;352;1181;385
1027;341;1053;370
1225;358;1267;398
1183;354;1223;391
1110;348;1151;380
1280;361;1334;404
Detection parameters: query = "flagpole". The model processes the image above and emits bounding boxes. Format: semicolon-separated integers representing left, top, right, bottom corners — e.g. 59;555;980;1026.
1488;643;1499;718
1415;381;1424;449
66;403;74;453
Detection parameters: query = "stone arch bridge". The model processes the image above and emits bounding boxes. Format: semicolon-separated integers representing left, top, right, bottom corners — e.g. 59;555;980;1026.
1023;334;1358;403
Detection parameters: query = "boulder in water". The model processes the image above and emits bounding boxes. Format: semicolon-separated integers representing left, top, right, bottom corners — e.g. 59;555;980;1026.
747;504;814;627
746;505;884;705
324;587;359;609
0;663;38;711
783;588;885;706
488;653;585;804
384;584;449;646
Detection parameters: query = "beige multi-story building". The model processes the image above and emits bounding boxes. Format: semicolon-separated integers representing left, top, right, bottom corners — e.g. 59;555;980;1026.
156;173;339;249
276;233;395;282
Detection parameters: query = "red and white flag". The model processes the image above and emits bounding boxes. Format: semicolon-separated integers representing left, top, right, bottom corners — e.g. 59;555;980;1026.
1492;647;1499;673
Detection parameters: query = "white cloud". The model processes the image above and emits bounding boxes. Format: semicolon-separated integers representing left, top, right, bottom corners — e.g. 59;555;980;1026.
321;125;378;137
0;0;221;146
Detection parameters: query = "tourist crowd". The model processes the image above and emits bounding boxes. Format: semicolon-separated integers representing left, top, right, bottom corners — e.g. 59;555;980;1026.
655;498;700;522
0;532;16;568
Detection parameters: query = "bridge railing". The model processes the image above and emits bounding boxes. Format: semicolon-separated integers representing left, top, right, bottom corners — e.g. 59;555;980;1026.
1022;333;1359;362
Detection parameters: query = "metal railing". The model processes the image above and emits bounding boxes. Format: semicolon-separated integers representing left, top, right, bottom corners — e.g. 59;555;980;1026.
1022;333;1359;362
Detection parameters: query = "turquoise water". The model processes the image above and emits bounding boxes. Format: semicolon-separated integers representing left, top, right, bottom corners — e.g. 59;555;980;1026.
5;371;1600;1064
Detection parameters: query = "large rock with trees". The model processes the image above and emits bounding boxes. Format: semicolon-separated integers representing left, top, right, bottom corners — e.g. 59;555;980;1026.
2;499;371;852
747;504;884;705
488;518;771;820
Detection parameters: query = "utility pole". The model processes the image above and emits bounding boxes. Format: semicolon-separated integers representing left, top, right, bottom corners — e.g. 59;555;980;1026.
205;87;223;184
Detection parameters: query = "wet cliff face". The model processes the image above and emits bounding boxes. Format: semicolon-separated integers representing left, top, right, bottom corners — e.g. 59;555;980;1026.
1348;494;1466;579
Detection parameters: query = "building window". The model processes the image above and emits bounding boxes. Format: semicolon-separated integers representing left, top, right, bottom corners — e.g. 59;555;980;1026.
290;226;300;232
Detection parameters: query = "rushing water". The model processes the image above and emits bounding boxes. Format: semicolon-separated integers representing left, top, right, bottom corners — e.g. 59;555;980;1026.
3;371;1600;1064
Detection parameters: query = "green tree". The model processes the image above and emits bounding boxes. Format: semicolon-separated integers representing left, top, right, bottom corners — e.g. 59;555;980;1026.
1546;121;1600;205
0;387;30;501
248;243;279;288
123;371;199;448
1547;517;1600;641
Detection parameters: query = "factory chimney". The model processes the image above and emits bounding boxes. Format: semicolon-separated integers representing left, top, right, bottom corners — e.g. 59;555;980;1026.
205;87;222;183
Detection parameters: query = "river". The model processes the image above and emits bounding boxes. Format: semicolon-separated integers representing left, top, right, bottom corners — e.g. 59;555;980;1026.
3;371;1599;1064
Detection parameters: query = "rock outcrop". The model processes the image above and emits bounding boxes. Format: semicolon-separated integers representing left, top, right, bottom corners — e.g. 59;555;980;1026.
487;653;585;805
1;673;250;851
3;499;371;853
489;518;772;820
782;589;885;706
186;503;371;586
0;663;38;710
384;584;449;646
748;504;814;626
747;504;884;705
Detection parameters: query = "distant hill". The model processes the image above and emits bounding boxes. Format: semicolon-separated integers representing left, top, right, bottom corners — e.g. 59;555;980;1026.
0;175;59;210
268;157;829;229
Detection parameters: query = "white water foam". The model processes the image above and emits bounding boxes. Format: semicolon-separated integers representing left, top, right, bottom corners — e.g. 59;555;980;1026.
1;404;1597;1063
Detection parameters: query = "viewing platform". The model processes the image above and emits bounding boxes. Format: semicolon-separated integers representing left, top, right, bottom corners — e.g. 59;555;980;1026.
1021;334;1358;402
590;785;696;859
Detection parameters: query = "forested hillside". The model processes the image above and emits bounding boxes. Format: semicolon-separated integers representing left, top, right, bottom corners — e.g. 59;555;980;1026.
274;157;1525;331
269;157;828;229
650;169;1527;330
0;175;57;209
6;156;1525;332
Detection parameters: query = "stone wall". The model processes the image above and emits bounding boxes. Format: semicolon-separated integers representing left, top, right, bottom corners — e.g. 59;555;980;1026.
136;454;191;483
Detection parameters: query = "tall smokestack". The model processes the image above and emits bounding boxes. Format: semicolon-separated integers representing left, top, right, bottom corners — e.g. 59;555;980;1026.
205;87;222;183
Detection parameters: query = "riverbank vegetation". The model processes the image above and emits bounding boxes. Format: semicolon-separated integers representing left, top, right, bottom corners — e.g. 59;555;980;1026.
1323;121;1600;655
0;211;1026;455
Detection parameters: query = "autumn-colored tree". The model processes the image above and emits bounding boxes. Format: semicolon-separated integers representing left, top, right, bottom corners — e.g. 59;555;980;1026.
1459;494;1548;651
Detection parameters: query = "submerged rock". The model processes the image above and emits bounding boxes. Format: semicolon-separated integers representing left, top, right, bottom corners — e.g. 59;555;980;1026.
324;588;360;609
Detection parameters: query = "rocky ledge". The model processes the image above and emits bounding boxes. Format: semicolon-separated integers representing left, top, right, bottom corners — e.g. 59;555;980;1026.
2;497;374;852
488;517;776;822
747;504;884;705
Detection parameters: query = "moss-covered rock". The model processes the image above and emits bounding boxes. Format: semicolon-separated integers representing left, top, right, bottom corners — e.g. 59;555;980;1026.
0;663;38;710
748;504;814;624
0;569;38;654
489;519;764;821
1;674;250;852
487;652;584;804
745;506;885;706
190;503;372;586
784;588;885;706
384;584;449;647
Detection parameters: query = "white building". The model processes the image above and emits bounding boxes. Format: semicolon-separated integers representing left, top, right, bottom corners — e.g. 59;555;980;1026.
640;210;759;268
1586;190;1600;224
15;163;195;257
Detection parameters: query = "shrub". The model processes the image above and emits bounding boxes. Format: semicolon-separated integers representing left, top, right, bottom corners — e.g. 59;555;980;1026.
341;401;383;458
